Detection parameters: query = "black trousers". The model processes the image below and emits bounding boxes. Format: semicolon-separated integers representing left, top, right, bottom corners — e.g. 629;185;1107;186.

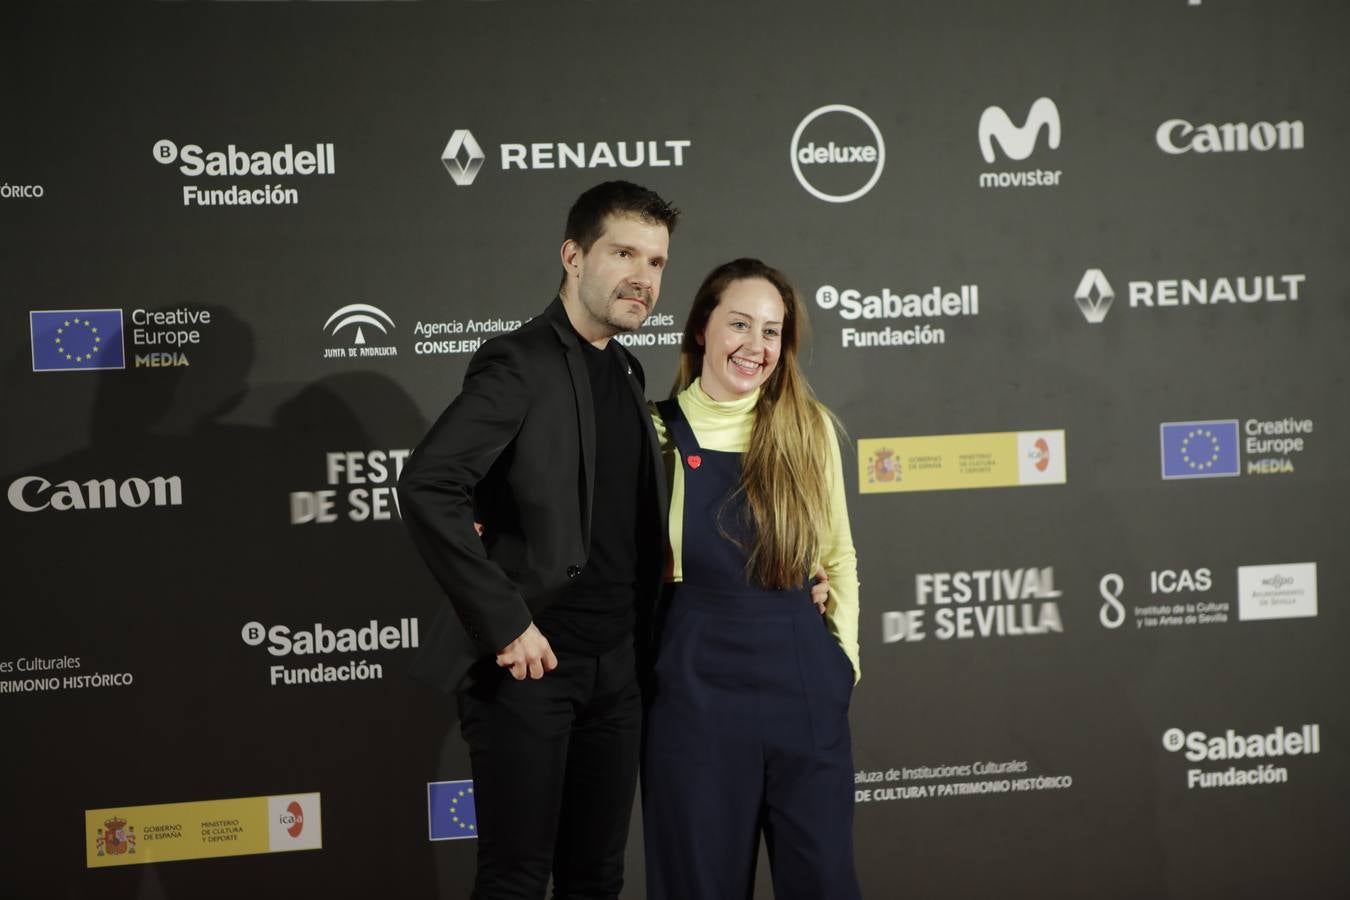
456;638;642;900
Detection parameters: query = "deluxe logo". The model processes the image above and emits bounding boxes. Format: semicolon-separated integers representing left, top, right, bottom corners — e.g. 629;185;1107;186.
153;139;333;207
1156;117;1303;154
1237;562;1317;621
441;129;690;187
978;97;1062;189
790;104;885;203
323;303;397;359
1072;268;1305;322
9;475;183;512
30;309;125;372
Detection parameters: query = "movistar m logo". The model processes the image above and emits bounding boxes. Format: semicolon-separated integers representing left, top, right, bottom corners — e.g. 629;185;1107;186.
979;97;1061;163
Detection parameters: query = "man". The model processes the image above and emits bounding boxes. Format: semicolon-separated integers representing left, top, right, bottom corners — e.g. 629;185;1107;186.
398;180;678;899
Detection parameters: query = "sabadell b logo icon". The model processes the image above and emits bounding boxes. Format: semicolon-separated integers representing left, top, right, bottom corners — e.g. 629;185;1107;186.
790;105;885;203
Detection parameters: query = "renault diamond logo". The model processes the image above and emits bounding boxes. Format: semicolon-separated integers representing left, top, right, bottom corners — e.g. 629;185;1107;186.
442;130;485;186
1074;269;1115;324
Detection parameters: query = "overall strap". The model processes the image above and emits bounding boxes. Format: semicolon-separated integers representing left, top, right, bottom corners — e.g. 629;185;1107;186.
655;398;704;459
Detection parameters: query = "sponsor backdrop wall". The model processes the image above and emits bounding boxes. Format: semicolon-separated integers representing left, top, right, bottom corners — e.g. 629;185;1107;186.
4;1;1348;898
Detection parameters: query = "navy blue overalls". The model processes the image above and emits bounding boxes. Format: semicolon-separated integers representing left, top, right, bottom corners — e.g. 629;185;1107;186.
643;399;861;900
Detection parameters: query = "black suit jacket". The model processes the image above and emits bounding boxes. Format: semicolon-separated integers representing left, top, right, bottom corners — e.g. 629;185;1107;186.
398;297;667;694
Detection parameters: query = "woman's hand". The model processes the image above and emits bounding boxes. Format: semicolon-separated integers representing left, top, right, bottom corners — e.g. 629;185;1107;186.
811;567;830;615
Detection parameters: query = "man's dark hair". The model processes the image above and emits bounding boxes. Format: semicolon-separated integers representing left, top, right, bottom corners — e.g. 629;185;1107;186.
559;181;680;288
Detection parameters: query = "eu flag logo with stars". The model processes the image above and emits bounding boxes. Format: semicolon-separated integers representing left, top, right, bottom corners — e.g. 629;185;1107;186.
1160;420;1240;479
30;309;125;372
428;780;478;841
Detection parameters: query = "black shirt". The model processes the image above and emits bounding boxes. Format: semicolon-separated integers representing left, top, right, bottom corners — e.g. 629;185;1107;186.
534;333;642;653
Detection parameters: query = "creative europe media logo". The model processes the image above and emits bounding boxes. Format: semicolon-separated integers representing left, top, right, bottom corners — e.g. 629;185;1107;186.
428;780;478;841
30;307;219;372
1160;421;1241;479
30;310;124;372
1159;417;1314;479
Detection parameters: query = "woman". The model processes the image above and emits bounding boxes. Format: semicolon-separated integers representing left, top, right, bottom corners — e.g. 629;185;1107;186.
644;258;861;900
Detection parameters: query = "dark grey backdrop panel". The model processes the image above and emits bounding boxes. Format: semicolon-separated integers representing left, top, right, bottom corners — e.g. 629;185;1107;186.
3;1;1348;898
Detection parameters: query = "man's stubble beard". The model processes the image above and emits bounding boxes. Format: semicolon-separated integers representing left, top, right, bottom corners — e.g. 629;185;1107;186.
583;284;652;335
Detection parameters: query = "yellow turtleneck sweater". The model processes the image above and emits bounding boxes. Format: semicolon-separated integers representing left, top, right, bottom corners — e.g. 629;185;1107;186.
651;378;861;683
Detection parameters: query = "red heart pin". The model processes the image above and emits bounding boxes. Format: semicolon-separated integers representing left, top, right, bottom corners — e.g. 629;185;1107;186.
686;455;702;470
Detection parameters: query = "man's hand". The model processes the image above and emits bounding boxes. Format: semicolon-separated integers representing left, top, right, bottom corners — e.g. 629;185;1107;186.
811;566;830;616
495;622;558;681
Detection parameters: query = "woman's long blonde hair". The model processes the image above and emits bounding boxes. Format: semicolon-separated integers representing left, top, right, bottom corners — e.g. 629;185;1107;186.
672;258;836;590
